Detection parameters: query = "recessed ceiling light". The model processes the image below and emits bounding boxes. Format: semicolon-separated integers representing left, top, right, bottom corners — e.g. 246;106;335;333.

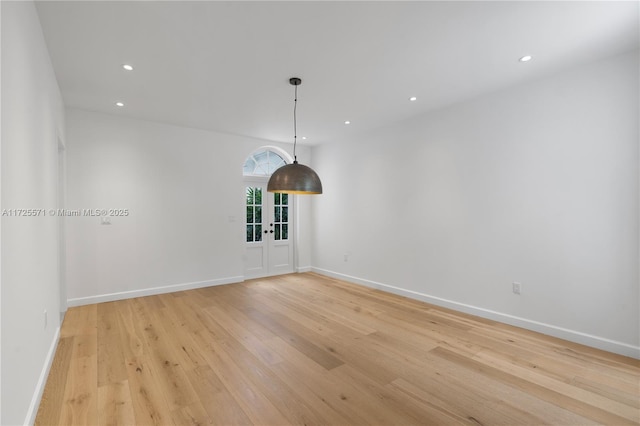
409;96;417;101
519;55;532;62
344;120;351;125
302;136;307;140
115;102;124;107
122;64;134;71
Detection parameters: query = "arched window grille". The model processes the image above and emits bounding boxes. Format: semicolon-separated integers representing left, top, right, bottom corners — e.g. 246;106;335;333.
243;149;287;176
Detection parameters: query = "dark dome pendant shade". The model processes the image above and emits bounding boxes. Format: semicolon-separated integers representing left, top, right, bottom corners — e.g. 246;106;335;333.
267;78;323;195
267;161;323;194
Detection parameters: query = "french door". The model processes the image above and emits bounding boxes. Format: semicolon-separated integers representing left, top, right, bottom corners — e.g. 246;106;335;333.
244;181;294;278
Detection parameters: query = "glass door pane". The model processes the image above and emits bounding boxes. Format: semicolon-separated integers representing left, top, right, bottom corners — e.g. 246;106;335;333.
273;191;289;241
246;186;263;242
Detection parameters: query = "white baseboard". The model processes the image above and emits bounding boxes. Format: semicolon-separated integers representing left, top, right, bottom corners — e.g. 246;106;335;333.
24;326;60;425
296;265;312;273
67;275;244;307
311;267;640;359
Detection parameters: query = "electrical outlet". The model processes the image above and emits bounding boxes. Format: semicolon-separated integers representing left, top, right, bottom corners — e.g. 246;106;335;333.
512;282;521;295
44;310;48;328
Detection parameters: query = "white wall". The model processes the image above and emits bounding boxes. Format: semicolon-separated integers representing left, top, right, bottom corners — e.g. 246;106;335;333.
1;3;3;420
65;108;311;304
1;2;66;424
311;50;639;358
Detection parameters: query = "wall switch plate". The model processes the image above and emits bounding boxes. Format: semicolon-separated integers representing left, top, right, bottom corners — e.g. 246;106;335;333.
512;282;521;295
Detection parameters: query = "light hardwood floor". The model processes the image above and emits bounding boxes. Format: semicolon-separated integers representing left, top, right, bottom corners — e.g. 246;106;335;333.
36;273;639;425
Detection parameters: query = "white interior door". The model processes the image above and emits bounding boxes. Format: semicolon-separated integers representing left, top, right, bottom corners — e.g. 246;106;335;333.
57;138;67;318
244;181;294;279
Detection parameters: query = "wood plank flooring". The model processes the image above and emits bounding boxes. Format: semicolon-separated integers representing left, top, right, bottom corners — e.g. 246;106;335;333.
36;273;640;425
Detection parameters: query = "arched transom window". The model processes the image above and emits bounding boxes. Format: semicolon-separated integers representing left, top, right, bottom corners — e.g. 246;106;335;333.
243;149;287;176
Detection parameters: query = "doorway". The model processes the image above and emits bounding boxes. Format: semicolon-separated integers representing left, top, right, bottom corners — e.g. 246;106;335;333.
57;138;67;318
243;148;294;279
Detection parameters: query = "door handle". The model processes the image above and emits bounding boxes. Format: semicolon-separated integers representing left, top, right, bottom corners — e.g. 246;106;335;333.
270;230;274;233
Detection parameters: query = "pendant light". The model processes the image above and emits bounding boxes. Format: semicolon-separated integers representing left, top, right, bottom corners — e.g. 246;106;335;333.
267;77;323;194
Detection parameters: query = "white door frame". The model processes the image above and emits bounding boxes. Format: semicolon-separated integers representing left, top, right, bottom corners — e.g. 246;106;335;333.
57;136;67;319
243;177;295;279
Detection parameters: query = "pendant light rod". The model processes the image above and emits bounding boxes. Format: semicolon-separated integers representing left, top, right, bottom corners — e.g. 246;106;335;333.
290;77;301;162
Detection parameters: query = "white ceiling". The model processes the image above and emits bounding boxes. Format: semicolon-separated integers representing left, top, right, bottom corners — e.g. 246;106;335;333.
36;1;639;145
